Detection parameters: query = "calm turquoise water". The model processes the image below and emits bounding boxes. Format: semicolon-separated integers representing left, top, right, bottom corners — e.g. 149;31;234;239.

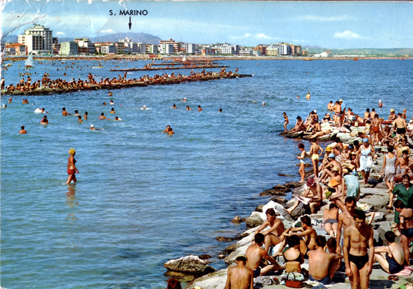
1;59;412;289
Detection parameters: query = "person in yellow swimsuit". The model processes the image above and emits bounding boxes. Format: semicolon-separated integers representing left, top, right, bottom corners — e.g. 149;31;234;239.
309;138;324;178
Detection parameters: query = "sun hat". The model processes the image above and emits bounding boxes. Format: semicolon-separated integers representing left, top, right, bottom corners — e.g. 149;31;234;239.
306;178;316;187
363;138;369;143
328;153;336;158
390;109;395;112
328;178;339;187
235;254;248;261
339;99;343;102
325;147;333;152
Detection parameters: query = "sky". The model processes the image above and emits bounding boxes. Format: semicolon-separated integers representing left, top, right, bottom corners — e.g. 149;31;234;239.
1;0;413;49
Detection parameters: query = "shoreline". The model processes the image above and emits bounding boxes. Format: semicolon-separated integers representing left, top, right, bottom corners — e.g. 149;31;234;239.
2;55;413;62
172;124;413;288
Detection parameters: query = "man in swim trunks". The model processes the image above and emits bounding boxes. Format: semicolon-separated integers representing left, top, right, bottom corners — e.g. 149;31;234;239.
395;150;412;177
308;236;343;285
62;107;72;116
225;254;253;289
389;109;397;121
283;112;289;131
245;233;284;278
335;196;356;254
254;208;285;253
394;112;407;140
343;210;374;289
334;101;342;127
99;113;107;120
19;126;27;134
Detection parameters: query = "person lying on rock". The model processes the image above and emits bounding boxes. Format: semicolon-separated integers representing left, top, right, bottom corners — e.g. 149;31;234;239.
245;233;284;278
225;254;253;289
254;208;285;253
308;236;343;285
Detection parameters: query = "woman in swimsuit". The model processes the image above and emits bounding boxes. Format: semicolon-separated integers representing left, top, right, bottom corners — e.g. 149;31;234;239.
371;114;382;146
309;139;323;178
66;149;79;184
381;146;397;203
374;231;405;274
323;203;339;238
282;235;304;273
297;143;306;183
394;200;413;265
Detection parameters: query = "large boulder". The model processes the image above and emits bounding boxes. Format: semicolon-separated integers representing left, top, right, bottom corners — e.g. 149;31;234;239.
245;211;264;228
188;268;228;289
164;255;215;275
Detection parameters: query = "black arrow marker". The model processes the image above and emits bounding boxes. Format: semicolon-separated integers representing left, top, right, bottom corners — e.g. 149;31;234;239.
128;17;132;30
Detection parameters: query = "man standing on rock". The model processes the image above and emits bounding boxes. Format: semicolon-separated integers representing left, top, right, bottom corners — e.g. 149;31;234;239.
394;113;407;141
343;210;374;289
245;233;284;278
308;236;343;285
254;208;285;253
225;255;253;289
335;197;356;254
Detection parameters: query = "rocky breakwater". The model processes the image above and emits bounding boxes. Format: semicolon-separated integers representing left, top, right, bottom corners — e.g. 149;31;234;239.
186;135;413;288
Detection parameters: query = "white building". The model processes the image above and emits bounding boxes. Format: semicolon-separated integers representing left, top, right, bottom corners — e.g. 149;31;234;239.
160;43;174;54
186;43;196;54
75;38;96;54
239;48;253;56
137;42;146;53
59;41;79;55
101;45;116;54
274;43;292;55
146;44;158;54
18;24;53;54
119;37;139;53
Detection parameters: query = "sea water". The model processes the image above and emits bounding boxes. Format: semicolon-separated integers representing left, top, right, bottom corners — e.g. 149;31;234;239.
1;59;412;289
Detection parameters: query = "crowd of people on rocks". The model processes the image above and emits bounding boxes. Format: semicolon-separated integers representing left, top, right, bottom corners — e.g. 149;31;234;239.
224;100;413;289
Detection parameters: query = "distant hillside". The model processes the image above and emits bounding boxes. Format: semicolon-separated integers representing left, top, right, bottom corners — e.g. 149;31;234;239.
305;48;413;56
1;32;161;44
92;32;161;44
1;35;18;43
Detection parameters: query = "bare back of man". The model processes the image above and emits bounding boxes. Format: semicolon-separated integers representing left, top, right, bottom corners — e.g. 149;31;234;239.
308;238;342;284
225;259;253;289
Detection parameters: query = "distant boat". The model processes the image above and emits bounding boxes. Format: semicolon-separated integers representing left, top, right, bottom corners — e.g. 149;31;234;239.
93;66;103;69
25;53;34;68
353;58;359;61
182;55;187;62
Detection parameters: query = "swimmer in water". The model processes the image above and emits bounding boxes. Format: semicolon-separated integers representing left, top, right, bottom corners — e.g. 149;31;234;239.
171;104;177;109
141;105;147;110
78;116;83;123
379;100;383;108
41;108;48;113
110;100;114;105
41;115;48;124
8;98;12;103
306;92;311;100
297;95;299;99
163;125;172;133
84;112;88;120
183;97;187;102
62;107;72;116
108;91;113;97
90;124;96;130
186;105;192;111
114;116;121;121
74;110;80;116
99;113;106;120
110;108;115;114
198;105;202;112
19;126;27;134
219;108;222;112
262;102;266;106
103;102;107;106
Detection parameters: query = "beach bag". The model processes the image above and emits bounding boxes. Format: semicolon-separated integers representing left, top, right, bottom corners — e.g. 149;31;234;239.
366;156;373;168
285;270;304;288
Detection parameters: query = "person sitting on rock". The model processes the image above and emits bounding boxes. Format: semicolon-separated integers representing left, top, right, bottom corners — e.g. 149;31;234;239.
280;235;305;274
374;231;405;274
308;236;343;285
323;203;339;238
245;233;284;278
281;215;318;253
394;200;413;265
254;208;285;253
285;178;322;215
225;254;253;289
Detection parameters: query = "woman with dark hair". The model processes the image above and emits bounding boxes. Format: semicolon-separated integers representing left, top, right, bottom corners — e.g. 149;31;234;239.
394;200;413;265
283;235;304;273
374;231;405;274
391;174;413;225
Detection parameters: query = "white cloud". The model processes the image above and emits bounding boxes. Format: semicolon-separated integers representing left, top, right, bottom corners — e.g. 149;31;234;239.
100;29;114;33
298;15;349;22
333;30;362;39
255;33;272;40
56;31;65;35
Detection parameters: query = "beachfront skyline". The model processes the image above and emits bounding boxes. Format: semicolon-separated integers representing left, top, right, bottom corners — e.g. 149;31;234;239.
1;1;413;49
